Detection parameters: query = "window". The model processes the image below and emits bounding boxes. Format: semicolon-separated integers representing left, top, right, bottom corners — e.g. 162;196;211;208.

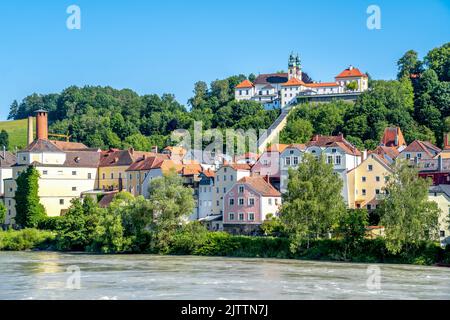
22;156;26;161
332;148;337;153
367;204;372;210
229;198;235;206
72;171;77;176
111;173;114;179
229;213;235;221
102;173;105;179
72;187;77;191
216;187;219;193
268;198;273;205
238;198;244;206
285;157;291;166
129;174;132;180
293;157;299;165
119;173;122;179
376;189;380;194
223;187;227;193
238;185;244;193
440;230;446;237
406;154;411;160
290;150;294;155
362;189;367;196
362;177;366;182
224;168;227;173
8;200;11;206
335;155;342;165
223;175;226;181
88;173;92;179
216;176;219;182
60;199;64;205
376;176;380;182
248;198;255;206
43;170;48;175
248;213;255;221
368;165;373;171
230;175;233;181
275;198;279;205
238;213;244;221
216;200;219;206
417;153;422;159
327;156;333;164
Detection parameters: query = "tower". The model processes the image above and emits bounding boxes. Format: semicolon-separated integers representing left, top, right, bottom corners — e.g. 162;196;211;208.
288;53;302;80
35;109;48;140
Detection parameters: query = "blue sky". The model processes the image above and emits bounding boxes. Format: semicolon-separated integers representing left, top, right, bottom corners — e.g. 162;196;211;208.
0;0;449;120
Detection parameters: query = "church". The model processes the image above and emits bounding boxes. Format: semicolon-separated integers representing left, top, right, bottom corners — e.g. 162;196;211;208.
235;53;369;109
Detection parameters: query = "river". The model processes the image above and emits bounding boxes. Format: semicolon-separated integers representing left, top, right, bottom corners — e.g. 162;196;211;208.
0;252;449;300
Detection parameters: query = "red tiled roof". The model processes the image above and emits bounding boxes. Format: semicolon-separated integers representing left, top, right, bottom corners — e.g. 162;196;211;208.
202;168;215;178
307;135;361;156
49;140;88;151
236;79;254;89
380;127;406;148
238;176;281;197
282;78;305;87
23;139;64;153
305;82;339;88
126;156;166;171
402;140;441;158
100;149;163;167
98;191;120;208
265;144;289;153
369;146;400;160
335;67;367;78
223;162;252;171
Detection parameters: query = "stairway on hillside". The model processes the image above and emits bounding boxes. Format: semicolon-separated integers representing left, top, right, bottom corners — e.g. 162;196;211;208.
257;103;295;151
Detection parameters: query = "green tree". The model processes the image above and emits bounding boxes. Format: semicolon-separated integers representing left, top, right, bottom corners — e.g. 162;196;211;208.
14;166;46;228
337;208;369;258
424;42;450;81
280;118;313;144
147;170;195;225
123;133;152;151
0;130;9;150
378;160;441;254
280;153;346;250
345;81;358;91
397;50;423;79
0;201;6;225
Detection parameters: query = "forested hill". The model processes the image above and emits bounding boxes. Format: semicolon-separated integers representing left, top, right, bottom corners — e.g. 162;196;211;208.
6;75;280;151
6;42;450;152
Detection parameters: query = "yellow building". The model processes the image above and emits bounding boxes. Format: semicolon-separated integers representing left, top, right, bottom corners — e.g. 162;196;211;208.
3;139;100;223
347;153;393;210
428;185;450;246
98;148;160;191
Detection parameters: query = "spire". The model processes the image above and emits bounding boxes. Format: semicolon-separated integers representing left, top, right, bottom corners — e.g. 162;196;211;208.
295;54;301;67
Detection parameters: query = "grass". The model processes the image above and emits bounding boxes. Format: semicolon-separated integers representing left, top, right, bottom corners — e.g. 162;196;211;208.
0;118;35;151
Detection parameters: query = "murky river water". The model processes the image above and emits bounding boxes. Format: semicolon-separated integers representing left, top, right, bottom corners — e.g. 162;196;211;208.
0;252;449;300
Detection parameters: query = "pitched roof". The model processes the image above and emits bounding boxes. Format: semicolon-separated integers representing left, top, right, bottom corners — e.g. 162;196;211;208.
369;146;400;161
380;127;406;148
49;140;88;151
236;79;254;88
285;144;307;152
335;66;367;78
126;156;165;171
223;162;252;171
304;82;339;88
22;139;64;153
307;135;361;156
201;168;215;178
402;140;441;158
100;149;162;167
237;176;281;197
0;151;17;168
179;163;203;176
265;144;289;153
254;73;289;85
63;151;101;168
98;191;120;208
281;78;305;87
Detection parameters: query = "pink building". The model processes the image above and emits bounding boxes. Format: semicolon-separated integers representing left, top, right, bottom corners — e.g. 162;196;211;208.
251;144;288;190
223;176;282;234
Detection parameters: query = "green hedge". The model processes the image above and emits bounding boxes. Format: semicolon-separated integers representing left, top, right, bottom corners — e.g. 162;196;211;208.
0;229;56;251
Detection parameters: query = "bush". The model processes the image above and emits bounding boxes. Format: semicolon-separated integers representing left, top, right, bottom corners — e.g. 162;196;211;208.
0;228;55;251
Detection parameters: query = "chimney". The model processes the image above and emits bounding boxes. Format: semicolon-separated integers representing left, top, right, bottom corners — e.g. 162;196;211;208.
438;155;443;172
151;145;158;153
35;110;48;140
444;134;450;150
27;116;34;145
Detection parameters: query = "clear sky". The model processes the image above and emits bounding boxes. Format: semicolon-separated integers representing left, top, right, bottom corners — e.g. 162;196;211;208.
0;0;449;120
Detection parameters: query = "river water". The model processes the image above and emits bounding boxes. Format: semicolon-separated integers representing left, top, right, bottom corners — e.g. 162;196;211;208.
0;252;449;300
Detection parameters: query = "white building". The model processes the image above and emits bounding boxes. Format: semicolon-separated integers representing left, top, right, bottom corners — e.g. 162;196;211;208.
235;54;368;109
0;151;16;197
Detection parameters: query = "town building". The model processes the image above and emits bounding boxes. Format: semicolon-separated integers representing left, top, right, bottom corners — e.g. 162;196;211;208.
428;185;450;246
223;176;281;235
3;110;101;223
398;140;441;162
346;153;392;210
279;144;306;193
235;54;368;109
379;127;407;151
0;150;16;197
198;169;215;219
251;144;289;191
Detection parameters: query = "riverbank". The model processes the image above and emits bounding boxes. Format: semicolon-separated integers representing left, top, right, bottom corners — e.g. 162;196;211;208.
1;228;450;266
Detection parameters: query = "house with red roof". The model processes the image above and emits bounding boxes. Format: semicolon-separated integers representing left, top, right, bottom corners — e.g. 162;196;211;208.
399;140;441;162
379;127;407;151
223;176;281;235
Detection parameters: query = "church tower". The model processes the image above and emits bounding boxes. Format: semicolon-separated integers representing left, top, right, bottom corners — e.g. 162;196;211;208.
288;53;302;80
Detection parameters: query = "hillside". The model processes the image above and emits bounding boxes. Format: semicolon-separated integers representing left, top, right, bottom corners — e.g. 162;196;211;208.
0;118;35;151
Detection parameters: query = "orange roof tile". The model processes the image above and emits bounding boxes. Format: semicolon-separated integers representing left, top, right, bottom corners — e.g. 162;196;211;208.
335;67;367;78
305;82;339;88
237;176;281;197
281;78;305;87
236;79;254;88
266;144;289;153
